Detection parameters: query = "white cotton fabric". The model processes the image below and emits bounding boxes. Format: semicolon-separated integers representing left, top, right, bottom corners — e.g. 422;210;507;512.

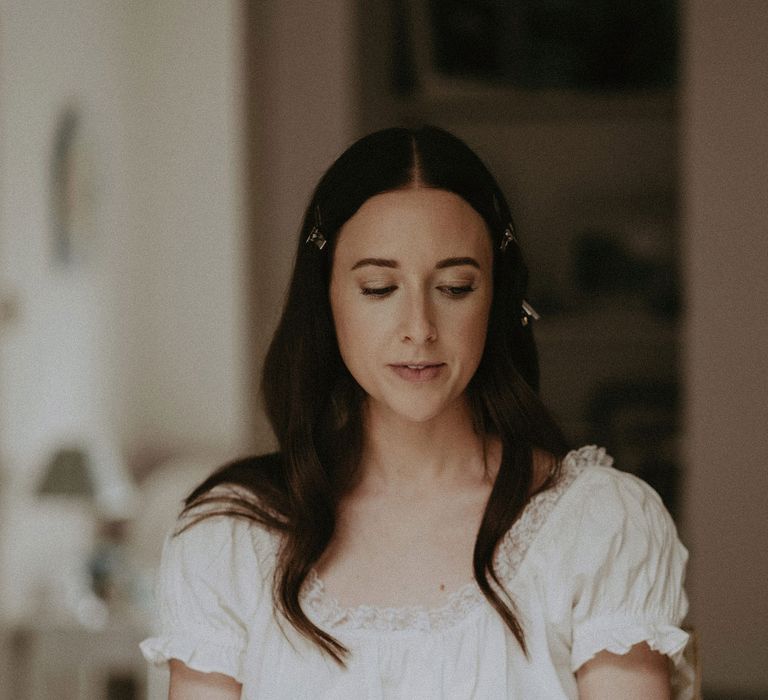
140;446;691;699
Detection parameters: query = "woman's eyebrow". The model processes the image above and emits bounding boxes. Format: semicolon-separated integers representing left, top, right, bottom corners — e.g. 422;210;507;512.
350;256;481;271
350;258;398;271
435;257;480;270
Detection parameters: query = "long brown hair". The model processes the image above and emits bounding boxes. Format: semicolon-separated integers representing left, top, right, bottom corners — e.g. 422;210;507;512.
182;126;568;665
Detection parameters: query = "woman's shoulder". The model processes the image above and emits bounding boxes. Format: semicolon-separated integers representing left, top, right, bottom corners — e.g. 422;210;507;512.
184;451;286;505
532;445;686;572
182;451;287;521
521;445;619;530
499;446;683;580
555;445;674;526
169;452;287;569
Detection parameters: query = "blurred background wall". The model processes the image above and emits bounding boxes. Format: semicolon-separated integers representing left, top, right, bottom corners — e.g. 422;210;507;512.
0;0;766;698
0;0;249;620
681;2;768;694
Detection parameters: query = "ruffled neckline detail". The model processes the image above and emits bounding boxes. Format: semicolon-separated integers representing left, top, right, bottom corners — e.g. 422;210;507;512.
301;445;610;633
302;569;483;633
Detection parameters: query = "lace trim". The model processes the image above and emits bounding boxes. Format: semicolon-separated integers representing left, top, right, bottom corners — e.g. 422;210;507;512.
495;445;610;584
302;569;483;633
301;445;608;632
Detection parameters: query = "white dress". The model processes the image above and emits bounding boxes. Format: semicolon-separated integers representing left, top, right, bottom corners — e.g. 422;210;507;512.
140;446;692;699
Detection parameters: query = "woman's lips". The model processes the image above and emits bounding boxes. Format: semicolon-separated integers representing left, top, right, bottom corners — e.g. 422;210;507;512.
389;363;445;382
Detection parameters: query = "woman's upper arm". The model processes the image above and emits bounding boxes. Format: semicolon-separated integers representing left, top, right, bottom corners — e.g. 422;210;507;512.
575;642;671;700
169;659;242;700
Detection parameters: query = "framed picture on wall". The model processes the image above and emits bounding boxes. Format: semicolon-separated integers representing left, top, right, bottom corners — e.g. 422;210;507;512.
403;0;678;95
50;104;99;267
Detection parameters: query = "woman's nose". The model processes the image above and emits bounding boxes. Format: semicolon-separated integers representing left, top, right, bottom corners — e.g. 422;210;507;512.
400;294;437;344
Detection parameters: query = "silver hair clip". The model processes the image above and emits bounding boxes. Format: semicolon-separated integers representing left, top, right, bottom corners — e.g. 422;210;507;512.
500;225;517;252
305;204;327;250
521;299;540;326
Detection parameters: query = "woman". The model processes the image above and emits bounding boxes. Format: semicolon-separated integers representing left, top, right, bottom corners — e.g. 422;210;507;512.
141;126;690;698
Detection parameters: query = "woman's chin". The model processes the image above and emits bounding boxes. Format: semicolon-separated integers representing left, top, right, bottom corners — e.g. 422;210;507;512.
368;395;468;426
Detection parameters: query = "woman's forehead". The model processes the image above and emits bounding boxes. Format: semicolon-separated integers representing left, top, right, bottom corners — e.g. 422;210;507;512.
333;189;492;264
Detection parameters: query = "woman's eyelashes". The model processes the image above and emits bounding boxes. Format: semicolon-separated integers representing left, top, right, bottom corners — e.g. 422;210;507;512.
359;284;477;298
438;284;475;297
360;285;397;297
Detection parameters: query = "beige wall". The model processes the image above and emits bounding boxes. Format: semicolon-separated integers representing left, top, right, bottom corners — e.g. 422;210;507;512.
0;0;130;491
121;1;249;458
0;0;249;475
0;0;248;619
682;1;768;693
0;0;135;620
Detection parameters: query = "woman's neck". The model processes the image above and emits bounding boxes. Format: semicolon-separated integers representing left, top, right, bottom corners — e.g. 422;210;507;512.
356;398;499;498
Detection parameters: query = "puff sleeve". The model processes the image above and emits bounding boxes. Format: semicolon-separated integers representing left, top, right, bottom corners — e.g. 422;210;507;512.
557;466;690;673
139;514;262;682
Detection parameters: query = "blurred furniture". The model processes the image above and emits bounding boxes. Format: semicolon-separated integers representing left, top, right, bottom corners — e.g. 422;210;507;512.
8;618;148;700
0;453;220;700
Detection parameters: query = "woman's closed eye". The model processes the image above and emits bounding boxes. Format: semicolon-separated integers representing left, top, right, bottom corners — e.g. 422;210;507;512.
359;285;476;298
360;285;397;297
438;285;475;298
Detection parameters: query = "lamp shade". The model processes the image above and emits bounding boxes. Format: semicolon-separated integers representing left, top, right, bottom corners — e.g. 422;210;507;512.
37;446;96;499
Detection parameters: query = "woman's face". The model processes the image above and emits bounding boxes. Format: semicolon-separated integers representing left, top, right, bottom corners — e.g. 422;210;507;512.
330;188;493;424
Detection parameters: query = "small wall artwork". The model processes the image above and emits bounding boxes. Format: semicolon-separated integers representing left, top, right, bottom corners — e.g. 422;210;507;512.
50;105;98;267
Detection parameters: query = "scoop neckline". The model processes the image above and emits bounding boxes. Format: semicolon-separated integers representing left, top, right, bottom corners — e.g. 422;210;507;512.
300;446;608;633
